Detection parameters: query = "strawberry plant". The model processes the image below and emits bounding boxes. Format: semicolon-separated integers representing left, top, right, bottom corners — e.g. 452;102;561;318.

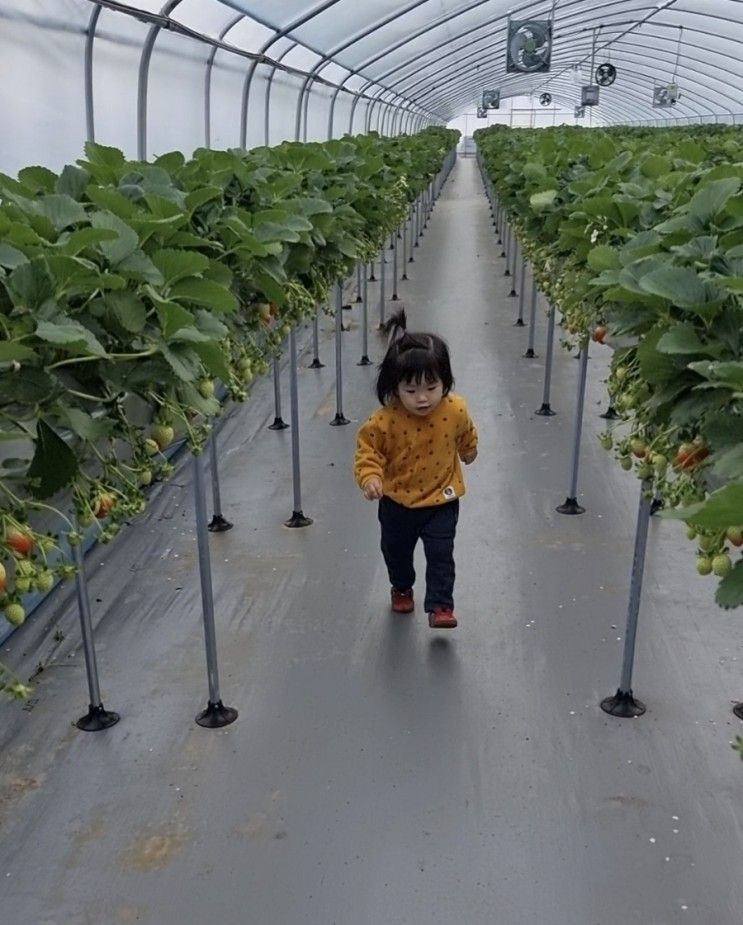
0;127;459;696
477;124;743;607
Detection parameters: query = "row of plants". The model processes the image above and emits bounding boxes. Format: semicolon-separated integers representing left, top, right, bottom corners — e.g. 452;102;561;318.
475;123;743;613
0;126;460;698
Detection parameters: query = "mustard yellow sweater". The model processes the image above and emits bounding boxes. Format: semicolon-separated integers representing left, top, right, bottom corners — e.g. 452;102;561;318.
354;393;478;508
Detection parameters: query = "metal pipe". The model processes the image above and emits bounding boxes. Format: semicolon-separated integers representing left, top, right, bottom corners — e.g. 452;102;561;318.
359;271;371;366
330;281;350;426
72;539;120;731
556;343;590;515
524;272;539;358
207;427;233;532
600;481;652;718
285;330;313;528
269;357;289;429
535;304;558;417
193;452;238;727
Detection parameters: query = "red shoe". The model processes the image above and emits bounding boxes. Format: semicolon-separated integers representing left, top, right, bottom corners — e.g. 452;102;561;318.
428;607;457;629
391;588;414;613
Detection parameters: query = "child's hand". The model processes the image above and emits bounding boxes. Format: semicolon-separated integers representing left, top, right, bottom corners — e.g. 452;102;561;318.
461;449;478;465
362;476;384;500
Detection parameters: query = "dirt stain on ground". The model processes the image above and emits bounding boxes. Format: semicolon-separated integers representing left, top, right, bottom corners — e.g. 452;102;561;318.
123;831;188;871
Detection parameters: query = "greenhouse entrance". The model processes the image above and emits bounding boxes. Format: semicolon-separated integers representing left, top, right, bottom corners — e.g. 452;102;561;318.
1;157;742;924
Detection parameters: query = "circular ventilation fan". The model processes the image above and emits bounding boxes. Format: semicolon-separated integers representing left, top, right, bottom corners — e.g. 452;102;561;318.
595;63;617;86
508;21;552;72
539;92;552;106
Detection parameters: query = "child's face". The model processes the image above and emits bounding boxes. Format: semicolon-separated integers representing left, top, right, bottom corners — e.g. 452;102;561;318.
398;377;444;417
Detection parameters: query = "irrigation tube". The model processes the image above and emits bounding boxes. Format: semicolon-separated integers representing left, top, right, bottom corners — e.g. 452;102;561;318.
600;480;652;718
192;452;238;728
535;305;558;416
285;330;313;529
556;343;590;515
524;273;539;358
330;282;350;426
269;357;289;430
207;427;233;532
71;539;120;732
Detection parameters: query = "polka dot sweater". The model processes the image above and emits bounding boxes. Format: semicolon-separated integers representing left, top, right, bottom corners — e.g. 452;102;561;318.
354;394;478;508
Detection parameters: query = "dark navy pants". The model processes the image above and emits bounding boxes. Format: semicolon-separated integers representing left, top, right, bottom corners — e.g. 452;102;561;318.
378;496;459;612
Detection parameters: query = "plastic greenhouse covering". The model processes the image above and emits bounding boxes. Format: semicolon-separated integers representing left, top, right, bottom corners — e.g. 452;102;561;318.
3;1;743;923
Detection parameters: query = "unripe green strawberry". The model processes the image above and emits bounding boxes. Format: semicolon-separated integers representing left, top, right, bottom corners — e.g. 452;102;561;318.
151;424;175;451
5;602;26;626
712;553;732;577
198;379;215;399
696;556;713;576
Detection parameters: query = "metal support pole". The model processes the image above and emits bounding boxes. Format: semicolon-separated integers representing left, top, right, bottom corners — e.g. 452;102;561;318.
193;452;238;728
557;343;590;515
207;427;233;532
415;197;422;245
509;235;518;296
392;231;399;300
358;272;371;366
600;404;621;420
356;264;363;303
600;481;652;718
524;274;539;358
402;217;408;278
309;312;324;369
535;304;558;416
378;247;387;327
269;357;289;430
285;329;313;528
72;540;119;732
330;282;350;426
515;257;526;326
503;225;510;269
368;259;376;282
409;206;416;260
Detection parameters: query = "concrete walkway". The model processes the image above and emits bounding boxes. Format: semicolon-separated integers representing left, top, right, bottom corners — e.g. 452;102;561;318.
1;156;742;925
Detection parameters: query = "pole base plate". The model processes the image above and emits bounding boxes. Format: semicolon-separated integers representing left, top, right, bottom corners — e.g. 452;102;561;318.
514;319;526;327
600;406;620;420
76;704;120;732
208;514;234;533
358;356;373;366
330;413;350;426
523;348;538;358
600;689;646;718
284;511;313;529
268;418;290;431
556;497;585;515
733;703;743;720
535;403;556;417
308;359;325;369
196;700;238;728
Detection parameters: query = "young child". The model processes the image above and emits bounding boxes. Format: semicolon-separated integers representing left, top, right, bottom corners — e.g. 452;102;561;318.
354;310;478;629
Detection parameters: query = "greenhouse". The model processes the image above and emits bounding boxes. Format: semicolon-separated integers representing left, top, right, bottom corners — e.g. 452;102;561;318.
2;0;743;922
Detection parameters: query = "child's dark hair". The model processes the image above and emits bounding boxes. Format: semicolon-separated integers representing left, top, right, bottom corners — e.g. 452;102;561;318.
376;309;454;405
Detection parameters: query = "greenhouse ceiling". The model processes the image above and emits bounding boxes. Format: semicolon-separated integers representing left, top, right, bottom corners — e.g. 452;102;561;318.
2;0;743;172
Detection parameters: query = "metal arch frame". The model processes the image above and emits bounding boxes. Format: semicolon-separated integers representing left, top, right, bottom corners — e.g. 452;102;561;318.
239;0;351;148
344;0;643;131
383;6;667;109
137;0;182;161
204;12;244;149
292;0;436;143
84;3;103;142
404;26;736;125
434;62;714;127
266;42;300;146
366;0;648;104
391;14;739;123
